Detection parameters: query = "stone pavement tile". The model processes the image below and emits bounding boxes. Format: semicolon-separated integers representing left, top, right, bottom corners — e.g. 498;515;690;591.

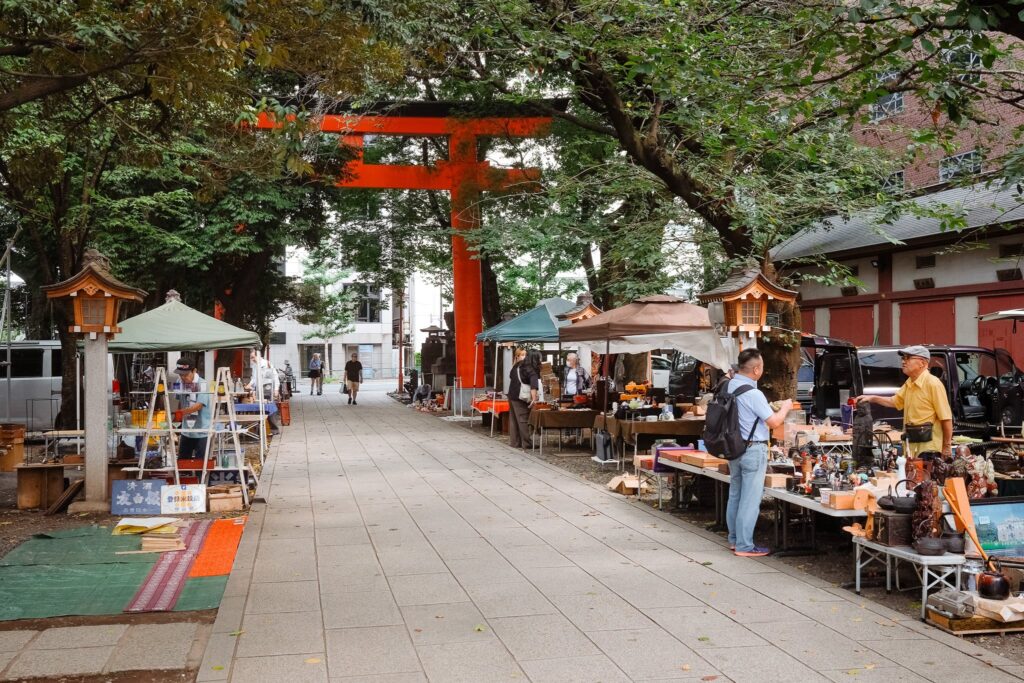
195;632;234;682
586;628;718;680
0;651;12;672
428;535;495;560
590;569;702;609
0;631;36;652
318;562;389;594
862;638;1024;682
253;538;318;582
236;611;324;658
223;569;252;598
330;674;427;683
316;526;371;546
477;526;548;549
247;580;321;615
500;544;575;570
231;653;328;683
376;546;448;576
785;600;927;641
745;621;894;671
518;654;631;683
28;624;127;650
5;646;112;679
820;666;931;683
401;602;495;646
262;512;316;539
643;606;769;649
488;613;599;660
107;623;200;672
698;644;831;683
682;549;780;577
415;640;525;683
548;592;654;631
313;511;365;529
519;565;609;597
322;591;403;629
462;580;557;618
389;573;470;606
317;543;380;568
731;571;850;606
325;626;420;678
684;578;808;624
213;594;246;634
446;555;524;586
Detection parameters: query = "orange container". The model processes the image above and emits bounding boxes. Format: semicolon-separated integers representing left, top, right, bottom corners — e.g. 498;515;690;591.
277;401;291;426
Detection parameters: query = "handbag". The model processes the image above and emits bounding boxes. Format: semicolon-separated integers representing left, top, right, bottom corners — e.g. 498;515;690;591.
905;422;934;443
517;368;532;402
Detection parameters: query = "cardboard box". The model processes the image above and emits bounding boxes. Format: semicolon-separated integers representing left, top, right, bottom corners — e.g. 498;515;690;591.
764;473;789;488
208;484;244;512
828;491;855;509
718;462;730;475
633;454;654;470
607;475;649;495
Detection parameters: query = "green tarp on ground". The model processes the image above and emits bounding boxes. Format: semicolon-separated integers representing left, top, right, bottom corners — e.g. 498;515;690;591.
173;576;229;612
0;527;151;566
0;563;154;620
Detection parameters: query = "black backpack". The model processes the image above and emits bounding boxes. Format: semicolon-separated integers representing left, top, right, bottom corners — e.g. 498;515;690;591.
702;381;760;460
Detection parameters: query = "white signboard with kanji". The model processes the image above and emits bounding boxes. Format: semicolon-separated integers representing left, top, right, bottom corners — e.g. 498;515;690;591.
160;484;207;514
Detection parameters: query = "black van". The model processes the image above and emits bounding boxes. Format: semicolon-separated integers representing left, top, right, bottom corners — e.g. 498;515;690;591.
802;334;863;421
857;345;1024;437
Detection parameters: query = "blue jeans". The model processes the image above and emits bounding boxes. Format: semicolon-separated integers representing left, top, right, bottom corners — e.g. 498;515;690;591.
726;442;768;553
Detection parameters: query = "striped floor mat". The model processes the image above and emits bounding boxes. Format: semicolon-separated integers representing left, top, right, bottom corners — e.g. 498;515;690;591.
125;520;212;613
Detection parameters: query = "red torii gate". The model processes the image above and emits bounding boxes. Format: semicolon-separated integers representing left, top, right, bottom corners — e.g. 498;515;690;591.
256;103;554;388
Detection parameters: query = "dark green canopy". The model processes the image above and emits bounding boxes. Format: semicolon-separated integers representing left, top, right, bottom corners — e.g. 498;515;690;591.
476;298;574;343
108;300;260;352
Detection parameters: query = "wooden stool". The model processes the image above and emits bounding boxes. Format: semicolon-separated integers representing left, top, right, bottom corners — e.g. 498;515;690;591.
15;463;67;510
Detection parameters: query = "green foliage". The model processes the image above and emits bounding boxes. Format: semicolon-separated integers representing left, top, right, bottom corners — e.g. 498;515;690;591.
290;260;357;342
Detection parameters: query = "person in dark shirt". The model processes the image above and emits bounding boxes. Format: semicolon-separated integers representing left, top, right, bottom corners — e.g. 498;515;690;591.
508;349;540;449
344;353;363;405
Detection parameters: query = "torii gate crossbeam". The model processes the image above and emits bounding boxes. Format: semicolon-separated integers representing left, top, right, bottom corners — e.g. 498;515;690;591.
256;107;554;388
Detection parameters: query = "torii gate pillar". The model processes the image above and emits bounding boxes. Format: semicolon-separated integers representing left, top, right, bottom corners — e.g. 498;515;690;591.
257;106;553;388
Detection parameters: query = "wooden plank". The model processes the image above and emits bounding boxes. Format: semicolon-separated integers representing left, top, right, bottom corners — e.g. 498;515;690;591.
44;479;84;516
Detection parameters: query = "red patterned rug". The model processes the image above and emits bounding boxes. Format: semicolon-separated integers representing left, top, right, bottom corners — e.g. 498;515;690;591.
125;520;212;613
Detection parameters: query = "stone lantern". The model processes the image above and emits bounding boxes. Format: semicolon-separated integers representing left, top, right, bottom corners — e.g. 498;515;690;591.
698;266;796;349
42;250;146;509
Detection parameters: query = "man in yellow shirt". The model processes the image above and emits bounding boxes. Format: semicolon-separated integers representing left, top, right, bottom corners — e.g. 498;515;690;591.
856;345;953;457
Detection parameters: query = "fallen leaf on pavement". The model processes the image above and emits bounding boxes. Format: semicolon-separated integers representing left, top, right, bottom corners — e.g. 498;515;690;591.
305;658;321;664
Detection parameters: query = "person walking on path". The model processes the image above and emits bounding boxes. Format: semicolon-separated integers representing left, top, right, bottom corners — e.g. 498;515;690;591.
344;352;363;405
508;349;540;449
856;345;953;458
308;353;323;396
727;348;792;557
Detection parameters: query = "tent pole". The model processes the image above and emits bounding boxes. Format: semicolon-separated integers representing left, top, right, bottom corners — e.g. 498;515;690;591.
492;343;499;437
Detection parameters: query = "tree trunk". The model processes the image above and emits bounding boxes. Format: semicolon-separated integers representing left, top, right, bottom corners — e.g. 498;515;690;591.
54;304;80;429
758;298;802;404
479;254;502;327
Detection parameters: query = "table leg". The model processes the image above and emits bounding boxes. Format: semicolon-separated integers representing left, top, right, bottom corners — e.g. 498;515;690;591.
773;498;781;549
855;543;862;594
539;427;544;456
921;568;930;620
886;555;892;593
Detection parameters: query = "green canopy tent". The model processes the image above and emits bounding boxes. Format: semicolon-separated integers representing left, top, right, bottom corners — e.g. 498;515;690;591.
109;299;259;352
476;297;575;344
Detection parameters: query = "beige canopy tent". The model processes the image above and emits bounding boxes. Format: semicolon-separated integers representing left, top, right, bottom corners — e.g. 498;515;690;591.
558;295;733;371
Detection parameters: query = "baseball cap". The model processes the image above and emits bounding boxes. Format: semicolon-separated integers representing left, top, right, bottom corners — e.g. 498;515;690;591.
897;345;930;360
175;358;195;373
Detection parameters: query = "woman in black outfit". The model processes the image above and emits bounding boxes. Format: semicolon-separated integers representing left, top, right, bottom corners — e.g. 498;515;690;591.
508;350;541;449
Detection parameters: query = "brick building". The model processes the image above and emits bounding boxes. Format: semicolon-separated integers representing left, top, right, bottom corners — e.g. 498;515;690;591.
773;46;1024;365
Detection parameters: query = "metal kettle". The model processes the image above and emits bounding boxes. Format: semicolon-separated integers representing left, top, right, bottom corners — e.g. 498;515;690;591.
977;570;1011;600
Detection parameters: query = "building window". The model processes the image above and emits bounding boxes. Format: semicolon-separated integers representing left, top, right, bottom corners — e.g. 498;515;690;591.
869;71;904;122
739;301;761;326
916;255;936;269
345;284;382;323
882;171;905;194
998;243;1024;259
939;150;981;182
943;45;982;83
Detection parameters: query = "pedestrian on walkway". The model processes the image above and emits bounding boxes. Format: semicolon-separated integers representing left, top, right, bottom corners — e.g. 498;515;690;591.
726;348;792;557
508;349;540;449
856;345;952;458
345;352;363;405
308;353;323;396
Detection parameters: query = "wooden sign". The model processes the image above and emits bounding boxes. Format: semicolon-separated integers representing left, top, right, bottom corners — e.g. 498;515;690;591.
111;479;163;515
160;484;207;514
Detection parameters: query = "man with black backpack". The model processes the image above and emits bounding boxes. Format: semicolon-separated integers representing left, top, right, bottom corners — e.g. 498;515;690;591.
705;348;791;557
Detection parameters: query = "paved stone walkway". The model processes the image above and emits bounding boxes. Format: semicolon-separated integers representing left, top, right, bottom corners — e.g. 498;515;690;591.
0;621;207;680
200;382;1024;682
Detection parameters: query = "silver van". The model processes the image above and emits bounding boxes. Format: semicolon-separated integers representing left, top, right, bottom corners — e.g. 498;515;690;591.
0;340;63;430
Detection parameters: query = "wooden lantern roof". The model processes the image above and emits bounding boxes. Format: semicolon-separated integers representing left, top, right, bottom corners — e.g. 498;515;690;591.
42;251;146;336
697;266;796;304
555;292;603;324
